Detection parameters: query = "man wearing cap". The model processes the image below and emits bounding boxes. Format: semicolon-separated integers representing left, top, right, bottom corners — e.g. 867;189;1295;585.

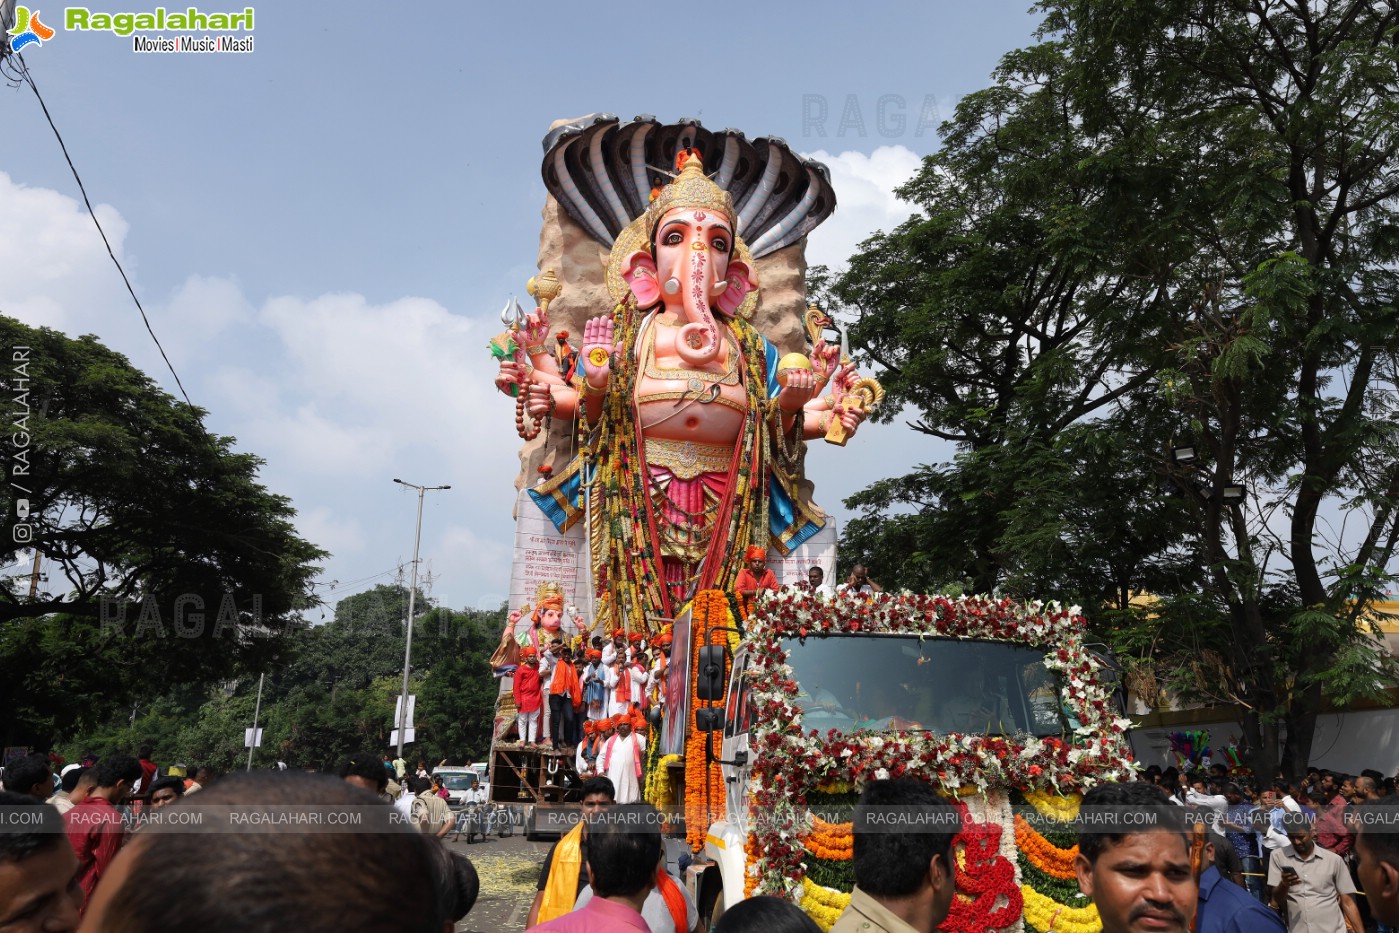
606;650;647;719
735;545;777;618
548;642;584;750
600;716;646;805
602;628;629;669
581;648;607;722
514;646;545;745
576;720;599;778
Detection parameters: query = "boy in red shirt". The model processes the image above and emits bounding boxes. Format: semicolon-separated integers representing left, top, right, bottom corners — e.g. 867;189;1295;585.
513;646;544;745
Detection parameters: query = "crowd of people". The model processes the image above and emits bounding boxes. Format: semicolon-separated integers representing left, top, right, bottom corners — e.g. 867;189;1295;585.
509;623;662;805
5;737;1399;933
0;747;485;931
1130;760;1396;933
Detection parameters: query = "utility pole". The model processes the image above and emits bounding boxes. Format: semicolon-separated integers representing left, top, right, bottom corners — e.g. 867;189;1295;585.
392;478;450;758
246;672;264;771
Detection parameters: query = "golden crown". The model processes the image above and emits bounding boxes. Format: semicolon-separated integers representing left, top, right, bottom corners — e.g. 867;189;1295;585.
533;580;565;609
643;151;735;238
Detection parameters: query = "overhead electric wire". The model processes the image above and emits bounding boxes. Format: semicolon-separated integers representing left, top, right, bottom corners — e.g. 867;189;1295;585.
7;51;193;407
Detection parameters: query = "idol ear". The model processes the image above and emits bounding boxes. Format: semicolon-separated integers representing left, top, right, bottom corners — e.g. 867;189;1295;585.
622;251;660;307
714;260;755;317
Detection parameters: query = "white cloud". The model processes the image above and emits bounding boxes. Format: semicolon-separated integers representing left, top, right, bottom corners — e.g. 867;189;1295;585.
156;274;255;362
0;171;129;333
801;145;924;274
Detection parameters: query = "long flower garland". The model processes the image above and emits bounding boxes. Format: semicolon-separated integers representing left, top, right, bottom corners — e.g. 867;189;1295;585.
805;814;853;860
684;590;733;850
1012;789;1090;926
742;589;1131;929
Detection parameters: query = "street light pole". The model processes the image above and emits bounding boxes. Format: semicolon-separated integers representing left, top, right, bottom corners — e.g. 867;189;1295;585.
246;672;264;771
392;478;450;759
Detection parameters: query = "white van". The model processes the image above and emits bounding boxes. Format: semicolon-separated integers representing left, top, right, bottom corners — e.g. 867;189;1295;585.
432;767;480;810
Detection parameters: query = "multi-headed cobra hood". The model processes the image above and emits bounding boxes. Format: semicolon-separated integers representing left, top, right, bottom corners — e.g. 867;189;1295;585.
540;114;837;259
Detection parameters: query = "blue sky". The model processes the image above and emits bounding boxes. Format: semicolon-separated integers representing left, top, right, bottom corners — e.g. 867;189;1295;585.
1;1;1044;614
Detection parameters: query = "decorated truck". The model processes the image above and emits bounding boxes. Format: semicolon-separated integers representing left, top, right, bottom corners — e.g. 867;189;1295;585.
647;587;1134;933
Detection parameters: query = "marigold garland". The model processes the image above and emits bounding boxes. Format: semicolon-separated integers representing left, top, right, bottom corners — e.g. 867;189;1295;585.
1021;884;1101;933
743;833;760;899
684;590;732;851
645;754;683;808
1023;789;1082;823
1015;814;1079;879
799;879;851;932
805;814;853;860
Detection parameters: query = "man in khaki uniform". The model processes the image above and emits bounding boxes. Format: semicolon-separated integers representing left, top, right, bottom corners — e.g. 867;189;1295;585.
1268;814;1364;933
832;779;955;933
411;776;453;839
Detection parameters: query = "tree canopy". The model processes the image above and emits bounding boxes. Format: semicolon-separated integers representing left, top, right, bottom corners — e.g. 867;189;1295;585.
0;317;325;749
834;0;1399;776
49;586;505;772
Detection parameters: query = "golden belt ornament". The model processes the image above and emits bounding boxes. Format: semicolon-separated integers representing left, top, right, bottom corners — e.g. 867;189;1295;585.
644;437;732;480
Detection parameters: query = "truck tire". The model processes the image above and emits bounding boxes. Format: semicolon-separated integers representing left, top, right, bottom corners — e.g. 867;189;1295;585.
699;875;727;931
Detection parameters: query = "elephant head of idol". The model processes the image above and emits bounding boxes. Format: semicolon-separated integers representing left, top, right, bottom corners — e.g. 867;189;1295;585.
620;151;756;367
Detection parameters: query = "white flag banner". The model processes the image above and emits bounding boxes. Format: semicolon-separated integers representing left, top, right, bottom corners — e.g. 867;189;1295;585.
243;728;263;748
390;728;415;747
394;695;416;730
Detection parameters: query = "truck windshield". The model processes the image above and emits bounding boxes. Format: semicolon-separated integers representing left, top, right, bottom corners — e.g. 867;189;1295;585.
782;635;1067;737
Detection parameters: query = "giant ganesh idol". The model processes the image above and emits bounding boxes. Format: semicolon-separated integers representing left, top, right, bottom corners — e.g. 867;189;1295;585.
492;116;882;635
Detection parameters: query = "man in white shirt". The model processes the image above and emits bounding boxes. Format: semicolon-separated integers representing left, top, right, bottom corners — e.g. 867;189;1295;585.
606;656;648;718
601;629;630;669
837;563;882;595
1185;779;1230;830
600;718;646;805
453;776;491;841
392;779;415;825
1261;788;1301;853
804;565;835;598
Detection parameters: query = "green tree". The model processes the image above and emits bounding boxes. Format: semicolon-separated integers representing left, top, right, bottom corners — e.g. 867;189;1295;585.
835;0;1399;776
1048;0;1399;778
52;588;506;774
0;319;325;750
830;30;1198;599
414;605;506;765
